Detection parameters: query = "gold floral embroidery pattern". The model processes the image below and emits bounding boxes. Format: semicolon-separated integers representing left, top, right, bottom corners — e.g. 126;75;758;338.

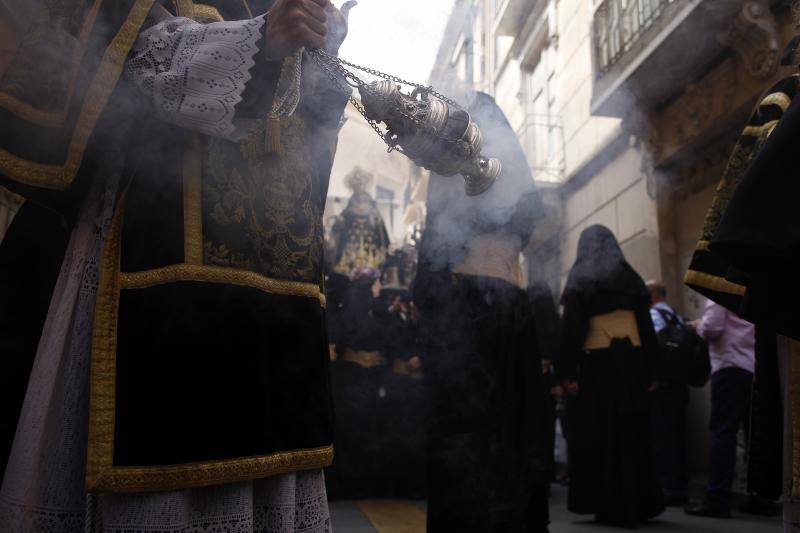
88;195;330;492
685;80;798;299
203;117;325;284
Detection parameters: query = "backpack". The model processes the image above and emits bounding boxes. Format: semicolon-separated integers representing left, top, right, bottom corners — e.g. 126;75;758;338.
655;308;711;387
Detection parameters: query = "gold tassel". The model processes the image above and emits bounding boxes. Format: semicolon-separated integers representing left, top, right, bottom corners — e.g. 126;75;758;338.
264;115;282;155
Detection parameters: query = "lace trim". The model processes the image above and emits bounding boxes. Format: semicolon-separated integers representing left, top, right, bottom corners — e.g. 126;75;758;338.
126;15;265;139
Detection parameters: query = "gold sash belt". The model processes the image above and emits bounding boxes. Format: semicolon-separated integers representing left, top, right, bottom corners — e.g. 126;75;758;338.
452;232;522;287
343;349;386;368
392;359;424;380
583;310;641;350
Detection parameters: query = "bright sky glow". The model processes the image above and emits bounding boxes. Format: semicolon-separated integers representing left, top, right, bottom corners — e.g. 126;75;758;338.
335;0;457;85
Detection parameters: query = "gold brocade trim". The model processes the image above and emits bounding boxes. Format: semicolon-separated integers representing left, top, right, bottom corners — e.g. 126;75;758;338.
452;232;522;288
0;0;104;126
696;240;710;251
194;3;224;22
791;339;800;498
343;349;386;368
741;120;779;137
0;0;156;191
683;269;747;296
583;310;641;350
392;359;424;380
88;445;334;492
87;195;333;492
120;264;326;306
175;0;196;18
86;190;126;491
183;134;203;264
760;92;792;112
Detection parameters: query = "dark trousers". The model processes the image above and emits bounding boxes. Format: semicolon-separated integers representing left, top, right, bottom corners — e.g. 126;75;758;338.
706;367;753;510
650;382;688;497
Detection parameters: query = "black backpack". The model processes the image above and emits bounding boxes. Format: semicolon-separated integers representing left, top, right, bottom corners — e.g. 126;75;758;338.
655;308;711;387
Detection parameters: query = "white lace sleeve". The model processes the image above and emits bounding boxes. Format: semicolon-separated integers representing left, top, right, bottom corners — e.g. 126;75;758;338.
125;16;265;140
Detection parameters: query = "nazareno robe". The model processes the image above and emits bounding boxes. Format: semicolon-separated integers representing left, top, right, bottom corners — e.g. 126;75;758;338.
683;49;800;499
559;225;664;527
326;279;388;499
414;91;549;532
0;0;348;497
528;281;561;483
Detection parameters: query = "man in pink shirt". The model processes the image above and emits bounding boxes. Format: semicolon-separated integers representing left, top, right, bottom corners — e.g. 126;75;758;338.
685;300;754;518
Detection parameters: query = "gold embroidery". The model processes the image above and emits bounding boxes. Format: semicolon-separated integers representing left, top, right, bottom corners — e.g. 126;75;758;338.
120;263;326;306
683;269;747;296
183;134;203;264
241;0;254;18
0;0;103;126
175;0;195;18
342;349;386;368
86;191;126;492
696;240;710;251
87;195;331;492
760;92;792;112
87;445;334;492
194;3;224;22
203;117;324;284
741;120;779;137
0;0;156;190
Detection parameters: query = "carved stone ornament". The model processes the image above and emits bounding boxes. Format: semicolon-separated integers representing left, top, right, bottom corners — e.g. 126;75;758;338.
718;0;780;80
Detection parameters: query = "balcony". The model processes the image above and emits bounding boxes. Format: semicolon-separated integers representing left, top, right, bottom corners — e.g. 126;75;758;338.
594;0;675;75
494;0;541;36
590;0;775;117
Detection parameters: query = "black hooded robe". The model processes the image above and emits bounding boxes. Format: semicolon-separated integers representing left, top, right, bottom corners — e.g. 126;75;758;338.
559;225;664;526
414;92;549;532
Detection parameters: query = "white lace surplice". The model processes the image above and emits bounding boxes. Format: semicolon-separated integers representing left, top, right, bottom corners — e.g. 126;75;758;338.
0;14;331;533
125;15;263;139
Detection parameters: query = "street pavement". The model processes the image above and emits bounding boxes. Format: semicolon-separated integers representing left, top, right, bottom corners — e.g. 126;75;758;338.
329;485;781;532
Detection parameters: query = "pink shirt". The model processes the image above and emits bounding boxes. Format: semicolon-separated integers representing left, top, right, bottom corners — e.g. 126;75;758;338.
696;300;755;375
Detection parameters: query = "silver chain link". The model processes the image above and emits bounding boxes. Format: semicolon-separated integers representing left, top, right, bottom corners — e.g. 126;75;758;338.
306;49;465;154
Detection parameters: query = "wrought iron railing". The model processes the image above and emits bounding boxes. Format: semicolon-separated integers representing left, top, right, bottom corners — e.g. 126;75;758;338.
594;0;675;74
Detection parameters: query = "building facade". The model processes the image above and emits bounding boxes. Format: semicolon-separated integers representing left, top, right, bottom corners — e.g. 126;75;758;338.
431;0;799;477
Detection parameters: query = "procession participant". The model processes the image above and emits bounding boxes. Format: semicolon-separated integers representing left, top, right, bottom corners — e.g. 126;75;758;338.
329;167;390;274
0;0;352;530
528;280;561;525
327;267;388;499
683;52;800;518
559;225;664;527
414;91;548;532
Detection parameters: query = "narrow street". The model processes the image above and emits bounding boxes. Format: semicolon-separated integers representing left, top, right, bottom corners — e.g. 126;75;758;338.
330;486;781;532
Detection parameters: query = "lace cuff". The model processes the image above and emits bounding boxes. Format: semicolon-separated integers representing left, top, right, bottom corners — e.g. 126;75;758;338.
125;15;265;140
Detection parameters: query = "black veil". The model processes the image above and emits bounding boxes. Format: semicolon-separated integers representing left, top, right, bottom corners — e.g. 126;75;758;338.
562;225;648;303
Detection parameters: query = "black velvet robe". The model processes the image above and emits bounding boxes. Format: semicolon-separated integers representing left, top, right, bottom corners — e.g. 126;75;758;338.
683;63;800;500
326;282;389;499
559;225;664;526
414;92;549;532
0;0;348;492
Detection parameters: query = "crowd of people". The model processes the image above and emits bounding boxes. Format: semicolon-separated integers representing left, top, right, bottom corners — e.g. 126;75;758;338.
0;1;796;531
322;222;779;531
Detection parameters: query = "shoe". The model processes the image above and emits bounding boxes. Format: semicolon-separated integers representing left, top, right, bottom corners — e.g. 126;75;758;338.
663;494;688;507
685;501;731;518
737;496;778;517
